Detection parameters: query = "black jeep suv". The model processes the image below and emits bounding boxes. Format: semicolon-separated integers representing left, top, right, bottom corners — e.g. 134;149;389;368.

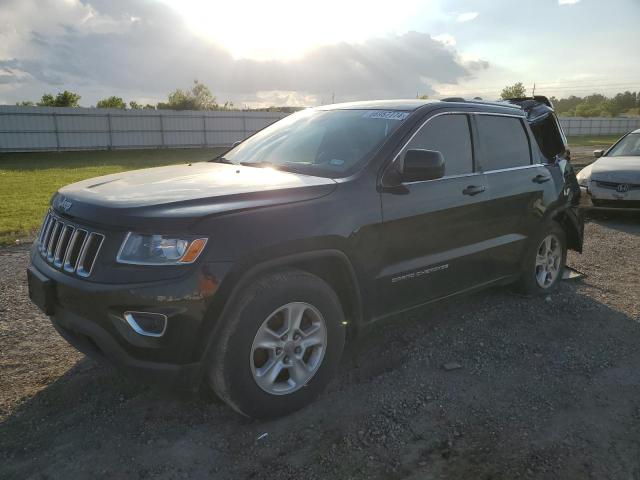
28;98;583;418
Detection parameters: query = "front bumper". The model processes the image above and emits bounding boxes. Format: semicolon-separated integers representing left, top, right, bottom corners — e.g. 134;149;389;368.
51;308;202;389
28;250;233;389
579;185;640;210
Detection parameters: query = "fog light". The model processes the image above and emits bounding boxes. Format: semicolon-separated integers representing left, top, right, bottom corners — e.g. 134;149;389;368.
124;311;167;337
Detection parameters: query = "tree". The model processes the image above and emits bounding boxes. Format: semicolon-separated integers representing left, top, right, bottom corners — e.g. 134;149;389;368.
191;80;217;109
96;96;126;109
129;101;156;109
575;102;602;117
500;82;526;99
417;94;429;99
16;101;34;106
552;95;583;115
612;91;637;112
158;80;218;110
37;90;81;107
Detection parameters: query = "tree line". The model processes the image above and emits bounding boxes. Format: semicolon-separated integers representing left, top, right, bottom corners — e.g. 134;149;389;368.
500;82;640;117
16;80;299;113
17;80;640;117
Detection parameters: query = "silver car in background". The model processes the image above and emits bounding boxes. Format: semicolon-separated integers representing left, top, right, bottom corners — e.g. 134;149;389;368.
577;129;640;209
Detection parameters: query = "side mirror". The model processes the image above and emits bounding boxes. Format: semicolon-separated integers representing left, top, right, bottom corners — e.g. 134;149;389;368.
400;149;445;182
593;149;604;158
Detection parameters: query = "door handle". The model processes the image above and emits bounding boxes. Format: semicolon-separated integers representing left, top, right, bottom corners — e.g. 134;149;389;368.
462;185;486;196
532;174;551;184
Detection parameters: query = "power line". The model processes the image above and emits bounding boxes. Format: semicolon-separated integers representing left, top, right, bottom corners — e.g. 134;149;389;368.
435;82;640;97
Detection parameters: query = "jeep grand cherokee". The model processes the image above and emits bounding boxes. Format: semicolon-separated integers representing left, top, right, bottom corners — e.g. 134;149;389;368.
28;98;583;418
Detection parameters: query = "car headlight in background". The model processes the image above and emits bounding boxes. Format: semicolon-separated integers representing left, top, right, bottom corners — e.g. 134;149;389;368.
117;233;208;265
576;165;592;188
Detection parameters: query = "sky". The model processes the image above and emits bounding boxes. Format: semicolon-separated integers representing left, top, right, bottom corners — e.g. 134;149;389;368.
0;0;639;108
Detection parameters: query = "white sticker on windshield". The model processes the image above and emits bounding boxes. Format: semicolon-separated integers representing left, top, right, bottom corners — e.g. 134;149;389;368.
362;111;410;121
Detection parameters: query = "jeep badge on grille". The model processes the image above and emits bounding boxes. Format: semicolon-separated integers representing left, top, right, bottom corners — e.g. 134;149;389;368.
60;198;73;212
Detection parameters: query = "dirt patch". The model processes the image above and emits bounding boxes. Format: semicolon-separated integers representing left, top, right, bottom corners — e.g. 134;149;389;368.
1;216;639;479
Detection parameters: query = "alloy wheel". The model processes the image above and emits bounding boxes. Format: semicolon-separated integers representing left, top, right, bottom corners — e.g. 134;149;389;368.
535;233;562;288
250;302;327;395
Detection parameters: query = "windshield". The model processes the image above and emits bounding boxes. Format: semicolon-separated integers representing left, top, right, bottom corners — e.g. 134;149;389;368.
607;133;640;157
220;108;409;177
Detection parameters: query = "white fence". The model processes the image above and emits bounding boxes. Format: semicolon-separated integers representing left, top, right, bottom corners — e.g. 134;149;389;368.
0;106;288;152
1;106;639;152
559;117;640;137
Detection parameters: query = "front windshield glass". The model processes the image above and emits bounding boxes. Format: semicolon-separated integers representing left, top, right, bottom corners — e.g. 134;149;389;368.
221;108;409;177
607;133;640;157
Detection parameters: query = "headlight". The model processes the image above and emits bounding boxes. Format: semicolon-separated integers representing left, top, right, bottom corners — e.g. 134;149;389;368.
576;166;591;187
117;233;208;265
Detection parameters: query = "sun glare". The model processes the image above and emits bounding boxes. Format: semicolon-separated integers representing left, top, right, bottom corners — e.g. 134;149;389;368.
160;0;422;60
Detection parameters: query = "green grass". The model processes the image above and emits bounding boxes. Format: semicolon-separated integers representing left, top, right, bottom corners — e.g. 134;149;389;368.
567;135;621;147
0;148;226;246
0;135;627;245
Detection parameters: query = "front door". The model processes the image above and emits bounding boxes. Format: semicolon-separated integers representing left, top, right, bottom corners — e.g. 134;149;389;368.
375;113;493;317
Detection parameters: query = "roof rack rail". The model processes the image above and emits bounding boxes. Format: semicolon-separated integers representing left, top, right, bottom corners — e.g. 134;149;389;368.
440;97;522;110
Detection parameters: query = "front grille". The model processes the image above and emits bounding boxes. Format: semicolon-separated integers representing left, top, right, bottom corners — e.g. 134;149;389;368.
594;180;640;191
592;199;640;209
37;212;105;277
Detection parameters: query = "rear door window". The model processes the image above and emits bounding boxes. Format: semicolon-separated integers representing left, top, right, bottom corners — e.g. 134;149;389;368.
476;115;531;170
404;114;473;176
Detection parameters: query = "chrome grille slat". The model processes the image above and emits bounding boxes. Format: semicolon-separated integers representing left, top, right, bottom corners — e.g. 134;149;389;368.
46;221;61;260
41;216;55;254
77;232;105;277
38;214;52;246
36;211;104;278
63;229;87;273
53;225;74;267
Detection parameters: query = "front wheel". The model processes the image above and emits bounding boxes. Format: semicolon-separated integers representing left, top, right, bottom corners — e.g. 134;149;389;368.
207;269;346;419
515;221;567;295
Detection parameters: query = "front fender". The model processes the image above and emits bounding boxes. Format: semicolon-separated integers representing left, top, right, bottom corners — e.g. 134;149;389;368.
193;248;365;368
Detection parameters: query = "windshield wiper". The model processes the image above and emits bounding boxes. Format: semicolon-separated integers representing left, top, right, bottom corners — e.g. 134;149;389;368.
239;161;277;168
214;157;234;164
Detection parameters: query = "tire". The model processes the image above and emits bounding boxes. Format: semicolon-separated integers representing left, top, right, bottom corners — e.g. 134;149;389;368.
515;221;567;295
207;269;346;419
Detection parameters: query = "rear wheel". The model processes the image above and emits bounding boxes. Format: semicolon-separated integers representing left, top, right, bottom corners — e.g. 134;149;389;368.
208;269;346;419
515;221;567;295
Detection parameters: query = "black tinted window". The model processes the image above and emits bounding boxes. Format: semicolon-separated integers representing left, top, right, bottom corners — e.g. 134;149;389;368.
476;115;531;170
405;114;473;176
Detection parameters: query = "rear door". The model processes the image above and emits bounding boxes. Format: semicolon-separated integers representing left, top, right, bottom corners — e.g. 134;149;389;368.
375;113;493;316
474;113;556;277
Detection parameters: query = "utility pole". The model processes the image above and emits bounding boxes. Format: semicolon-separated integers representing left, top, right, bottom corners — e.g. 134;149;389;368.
532;83;536;96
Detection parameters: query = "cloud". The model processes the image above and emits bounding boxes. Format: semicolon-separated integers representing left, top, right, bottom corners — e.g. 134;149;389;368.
0;0;489;106
456;12;479;22
432;33;456;47
558;0;580;4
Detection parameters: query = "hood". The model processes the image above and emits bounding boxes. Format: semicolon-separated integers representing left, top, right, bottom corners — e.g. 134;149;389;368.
590;156;640;183
54;162;337;229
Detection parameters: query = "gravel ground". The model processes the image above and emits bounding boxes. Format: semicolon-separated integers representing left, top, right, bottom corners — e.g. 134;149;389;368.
1;214;639;479
570;146;599;170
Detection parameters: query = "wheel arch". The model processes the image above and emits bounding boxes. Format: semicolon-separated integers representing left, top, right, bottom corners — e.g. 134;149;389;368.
550;207;584;253
199;249;364;366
